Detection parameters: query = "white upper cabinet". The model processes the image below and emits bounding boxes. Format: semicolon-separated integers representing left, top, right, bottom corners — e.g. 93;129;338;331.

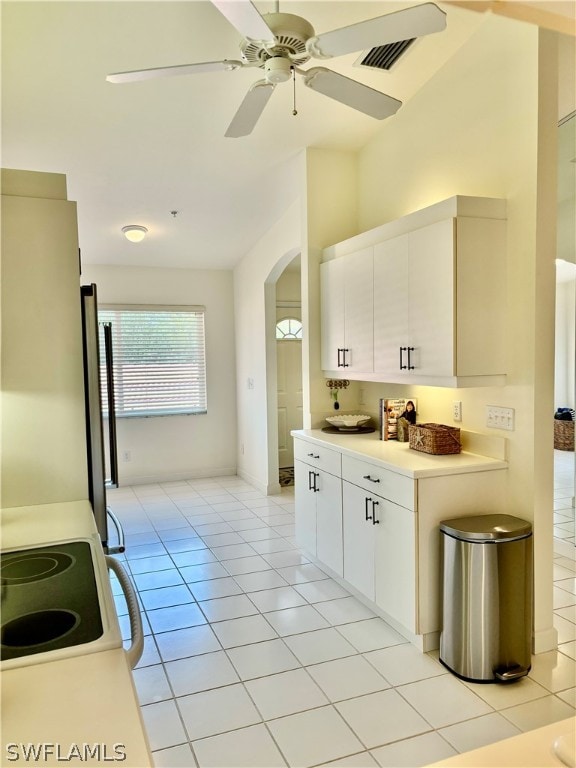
374;219;455;379
322;196;507;387
321;247;374;374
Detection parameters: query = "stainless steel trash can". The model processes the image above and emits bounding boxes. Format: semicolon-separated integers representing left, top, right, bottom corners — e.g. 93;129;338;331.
439;514;533;683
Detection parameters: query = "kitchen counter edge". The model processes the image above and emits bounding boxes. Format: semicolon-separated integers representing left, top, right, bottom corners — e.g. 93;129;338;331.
291;429;507;478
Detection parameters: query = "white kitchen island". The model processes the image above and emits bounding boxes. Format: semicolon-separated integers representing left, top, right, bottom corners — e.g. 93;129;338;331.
292;429;509;651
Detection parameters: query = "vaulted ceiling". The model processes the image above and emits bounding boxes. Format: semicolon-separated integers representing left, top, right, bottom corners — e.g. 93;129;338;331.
2;1;573;270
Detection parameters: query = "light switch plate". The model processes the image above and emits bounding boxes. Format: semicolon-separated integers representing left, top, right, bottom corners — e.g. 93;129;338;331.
486;406;515;430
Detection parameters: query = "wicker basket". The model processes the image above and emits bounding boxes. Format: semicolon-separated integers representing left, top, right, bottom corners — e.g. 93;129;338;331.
409;423;462;455
554;419;575;451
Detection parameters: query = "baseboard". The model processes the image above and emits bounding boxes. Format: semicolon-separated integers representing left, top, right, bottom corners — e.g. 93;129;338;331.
236;468;269;495
533;625;559;654
117;467;237;487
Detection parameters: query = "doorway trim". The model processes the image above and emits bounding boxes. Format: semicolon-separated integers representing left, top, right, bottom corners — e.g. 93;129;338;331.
264;248;301;494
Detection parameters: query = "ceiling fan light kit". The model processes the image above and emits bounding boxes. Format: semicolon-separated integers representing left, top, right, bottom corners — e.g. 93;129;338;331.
264;57;292;84
106;1;447;137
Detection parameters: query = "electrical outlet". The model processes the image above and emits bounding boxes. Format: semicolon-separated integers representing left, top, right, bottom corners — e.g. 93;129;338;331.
359;388;365;405
486;406;515;431
122;450;131;462
453;400;462;422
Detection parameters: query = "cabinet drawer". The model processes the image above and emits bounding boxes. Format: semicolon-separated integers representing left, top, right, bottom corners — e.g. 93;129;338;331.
294;439;342;477
342;454;415;510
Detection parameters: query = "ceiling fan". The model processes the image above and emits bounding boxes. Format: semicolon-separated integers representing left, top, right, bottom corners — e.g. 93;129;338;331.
106;1;447;138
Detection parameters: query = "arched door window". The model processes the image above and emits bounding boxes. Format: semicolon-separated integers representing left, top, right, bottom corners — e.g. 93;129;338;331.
276;317;303;340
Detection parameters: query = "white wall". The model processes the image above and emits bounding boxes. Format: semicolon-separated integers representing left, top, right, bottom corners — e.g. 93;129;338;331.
80;264;236;484
555;276;576;409
276;267;301;305
233;199;301;493
301;148;361;428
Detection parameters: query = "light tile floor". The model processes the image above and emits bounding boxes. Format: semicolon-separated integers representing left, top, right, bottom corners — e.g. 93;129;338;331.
554;449;575;547
108;475;576;768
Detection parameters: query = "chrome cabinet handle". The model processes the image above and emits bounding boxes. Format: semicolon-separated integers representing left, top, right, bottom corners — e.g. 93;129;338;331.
365;496;373;521
307;452;320;459
372;500;381;525
313;472;320;492
106;556;143;669
337;348;344;368
342;348;350;368
363;474;380;483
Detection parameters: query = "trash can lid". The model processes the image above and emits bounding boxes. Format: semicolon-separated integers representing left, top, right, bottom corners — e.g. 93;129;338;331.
439;514;532;541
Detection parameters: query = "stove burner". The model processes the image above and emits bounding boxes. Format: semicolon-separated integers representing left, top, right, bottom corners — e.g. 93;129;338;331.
1;609;80;648
1;552;75;585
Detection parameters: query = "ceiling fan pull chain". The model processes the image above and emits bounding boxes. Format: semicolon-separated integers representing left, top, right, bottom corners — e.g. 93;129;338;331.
292;66;298;116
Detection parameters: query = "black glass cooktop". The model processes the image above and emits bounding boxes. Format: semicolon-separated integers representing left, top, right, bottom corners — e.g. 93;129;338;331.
0;541;103;661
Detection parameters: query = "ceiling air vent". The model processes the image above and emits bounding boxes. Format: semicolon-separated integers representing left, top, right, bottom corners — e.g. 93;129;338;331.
357;39;415;71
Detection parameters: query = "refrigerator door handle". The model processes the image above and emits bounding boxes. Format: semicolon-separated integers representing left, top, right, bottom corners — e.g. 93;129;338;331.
81;284;108;548
106;556;143;669
106;507;126;555
102;322;119;489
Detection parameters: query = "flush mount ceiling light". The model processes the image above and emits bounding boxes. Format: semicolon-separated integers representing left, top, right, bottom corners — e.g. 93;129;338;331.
122;225;148;243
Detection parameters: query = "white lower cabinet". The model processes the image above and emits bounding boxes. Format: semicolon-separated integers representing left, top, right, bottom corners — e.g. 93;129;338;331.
295;459;343;577
293;433;508;649
343;481;416;633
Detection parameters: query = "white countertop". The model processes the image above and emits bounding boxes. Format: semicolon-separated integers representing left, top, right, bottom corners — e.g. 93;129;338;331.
427;717;575;767
1;499;100;549
0;500;152;766
2;649;152;767
292;429;507;478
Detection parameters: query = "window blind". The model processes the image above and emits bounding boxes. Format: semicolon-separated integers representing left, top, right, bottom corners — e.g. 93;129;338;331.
98;305;207;417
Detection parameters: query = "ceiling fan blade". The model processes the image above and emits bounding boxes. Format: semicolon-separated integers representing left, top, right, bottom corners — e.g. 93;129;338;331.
225;80;276;138
211;0;275;42
307;3;446;59
303;67;401;120
106;60;244;84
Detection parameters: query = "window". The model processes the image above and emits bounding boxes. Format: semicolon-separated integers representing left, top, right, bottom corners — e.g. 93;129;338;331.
98;305;207;417
276;317;303;340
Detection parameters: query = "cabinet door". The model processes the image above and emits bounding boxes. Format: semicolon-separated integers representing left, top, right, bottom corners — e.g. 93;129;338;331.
295;460;317;556
342;482;375;601
316;470;343;576
343;247;374;373
320;259;345;370
374;499;416;632
374;233;410;375
408;220;455;377
321;248;373;373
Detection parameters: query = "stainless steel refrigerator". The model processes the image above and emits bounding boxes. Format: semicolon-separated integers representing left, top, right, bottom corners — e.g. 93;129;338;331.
81;283;124;554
